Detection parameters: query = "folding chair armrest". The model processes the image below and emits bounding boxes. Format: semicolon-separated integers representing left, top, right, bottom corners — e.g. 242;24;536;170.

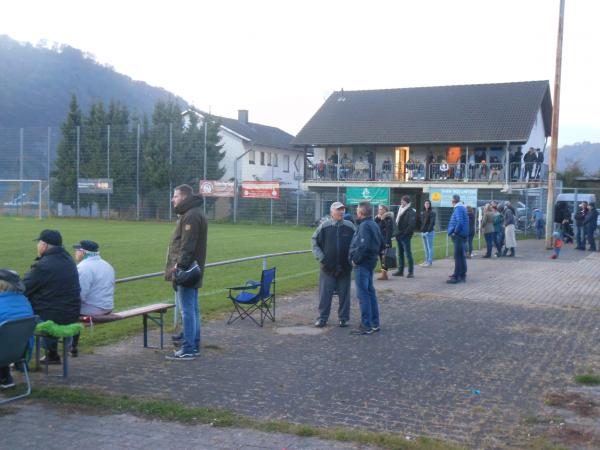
227;281;260;291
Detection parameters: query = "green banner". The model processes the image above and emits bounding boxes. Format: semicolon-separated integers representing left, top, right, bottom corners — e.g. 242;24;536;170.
346;187;390;205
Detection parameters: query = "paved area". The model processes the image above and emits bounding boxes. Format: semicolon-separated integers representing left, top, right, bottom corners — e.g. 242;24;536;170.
0;403;373;450
4;240;600;449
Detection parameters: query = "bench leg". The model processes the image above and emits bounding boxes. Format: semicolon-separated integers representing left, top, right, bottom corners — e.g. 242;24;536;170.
143;314;148;348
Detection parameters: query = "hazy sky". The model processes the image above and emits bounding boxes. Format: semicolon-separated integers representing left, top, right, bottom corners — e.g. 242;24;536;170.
2;0;599;145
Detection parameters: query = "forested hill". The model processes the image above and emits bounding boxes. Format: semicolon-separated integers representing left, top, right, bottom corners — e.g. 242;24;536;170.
0;35;188;127
558;142;600;175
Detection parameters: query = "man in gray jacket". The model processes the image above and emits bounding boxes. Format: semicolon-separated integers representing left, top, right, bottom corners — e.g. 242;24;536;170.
312;202;356;328
70;239;115;356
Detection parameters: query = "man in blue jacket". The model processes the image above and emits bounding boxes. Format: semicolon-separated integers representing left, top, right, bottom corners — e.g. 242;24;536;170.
349;201;383;335
0;269;35;389
447;195;469;284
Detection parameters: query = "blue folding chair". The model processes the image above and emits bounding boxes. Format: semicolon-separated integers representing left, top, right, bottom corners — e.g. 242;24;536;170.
227;267;276;327
0;316;37;405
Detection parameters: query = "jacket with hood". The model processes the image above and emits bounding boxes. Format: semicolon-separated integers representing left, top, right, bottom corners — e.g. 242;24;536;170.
166;195;208;288
375;211;394;246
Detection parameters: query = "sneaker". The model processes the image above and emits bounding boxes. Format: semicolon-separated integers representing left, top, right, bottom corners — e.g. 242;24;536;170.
40;354;61;365
314;319;327;328
350;326;373;335
446;277;460;284
392;271;404;277
0;375;15;389
165;349;196;360
371;326;381;333
406;273;414;278
69;346;78;358
339;319;348;328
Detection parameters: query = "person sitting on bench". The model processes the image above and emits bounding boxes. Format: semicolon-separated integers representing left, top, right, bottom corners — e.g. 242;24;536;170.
0;269;34;389
70;240;115;357
23;229;81;365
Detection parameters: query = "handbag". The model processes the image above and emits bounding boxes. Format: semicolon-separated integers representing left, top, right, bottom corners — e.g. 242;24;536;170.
383;247;397;269
174;263;202;288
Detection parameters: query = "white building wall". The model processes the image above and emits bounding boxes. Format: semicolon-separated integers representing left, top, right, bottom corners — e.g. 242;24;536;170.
522;108;548;154
241;144;303;188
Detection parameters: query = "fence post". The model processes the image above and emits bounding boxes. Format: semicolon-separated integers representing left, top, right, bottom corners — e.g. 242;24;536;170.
107;124;110;219
76;126;80;217
169;123;173;221
19;128;24;217
296;189;300;225
263;256;268;270
270;198;273;225
47;126;51;218
136;123;140;221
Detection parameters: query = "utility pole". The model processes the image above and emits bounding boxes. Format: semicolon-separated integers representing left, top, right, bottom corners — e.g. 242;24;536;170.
545;0;566;249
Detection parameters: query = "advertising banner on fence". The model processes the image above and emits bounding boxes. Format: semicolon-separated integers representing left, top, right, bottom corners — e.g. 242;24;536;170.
429;188;478;207
241;181;280;199
199;180;234;197
78;178;113;194
346;187;390;205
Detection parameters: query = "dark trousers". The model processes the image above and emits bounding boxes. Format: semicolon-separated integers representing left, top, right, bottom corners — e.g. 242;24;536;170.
495;230;504;253
452;235;467;279
396;235;414;274
576;226;584;249
586;229;597;251
484;232;494;257
318;270;351;322
467;233;475;255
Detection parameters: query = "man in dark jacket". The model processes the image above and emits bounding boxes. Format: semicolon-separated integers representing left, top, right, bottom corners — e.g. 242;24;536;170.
312;202;356;327
584;202;598;252
23;229;81;364
574;202;588;250
349;201;383;335
447;195;469;284
393;195;416;277
165;184;208;360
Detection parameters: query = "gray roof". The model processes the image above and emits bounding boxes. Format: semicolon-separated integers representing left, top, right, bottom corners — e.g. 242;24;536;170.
293;81;552;146
217;115;298;151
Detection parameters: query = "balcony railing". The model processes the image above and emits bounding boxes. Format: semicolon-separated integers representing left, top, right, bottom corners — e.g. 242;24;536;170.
306;161;547;184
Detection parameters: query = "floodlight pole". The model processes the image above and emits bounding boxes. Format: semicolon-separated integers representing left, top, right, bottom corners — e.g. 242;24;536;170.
203;115;208;214
545;0;566;249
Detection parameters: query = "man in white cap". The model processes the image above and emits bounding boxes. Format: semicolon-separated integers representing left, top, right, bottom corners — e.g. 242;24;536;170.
311;201;356;327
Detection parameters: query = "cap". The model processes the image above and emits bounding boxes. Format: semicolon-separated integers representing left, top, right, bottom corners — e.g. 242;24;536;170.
330;201;345;210
34;229;62;246
73;240;99;252
0;269;25;293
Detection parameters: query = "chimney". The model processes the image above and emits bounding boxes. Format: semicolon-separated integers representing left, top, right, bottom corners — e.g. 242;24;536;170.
238;109;249;124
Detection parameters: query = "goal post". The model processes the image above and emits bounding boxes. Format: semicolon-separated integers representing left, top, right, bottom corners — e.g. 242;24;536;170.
0;179;43;220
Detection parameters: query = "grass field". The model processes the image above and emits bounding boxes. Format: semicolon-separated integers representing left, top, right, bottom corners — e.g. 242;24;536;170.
0;216;467;349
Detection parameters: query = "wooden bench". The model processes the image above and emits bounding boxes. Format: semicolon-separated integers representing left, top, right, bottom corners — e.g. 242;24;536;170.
34;303;175;378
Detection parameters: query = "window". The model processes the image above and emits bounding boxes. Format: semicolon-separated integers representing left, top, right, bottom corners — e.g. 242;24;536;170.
260;152;265;166
273;153;278;167
248;150;255;165
283;155;290;173
267;152;272;166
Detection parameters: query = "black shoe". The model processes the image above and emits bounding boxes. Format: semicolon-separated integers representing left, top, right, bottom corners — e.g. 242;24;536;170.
40;354;61;365
392;271;404;277
482;255;491;258
339;319;348;328
69;346;78;358
446;277;460;284
350;326;373;335
406;273;414;278
0;375;15;389
314;319;326;328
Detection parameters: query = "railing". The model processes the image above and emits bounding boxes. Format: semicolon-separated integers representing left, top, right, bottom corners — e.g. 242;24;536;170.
305;160;547;184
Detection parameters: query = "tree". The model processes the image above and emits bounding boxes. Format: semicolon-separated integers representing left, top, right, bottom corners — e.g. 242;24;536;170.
558;160;585;188
51;94;81;206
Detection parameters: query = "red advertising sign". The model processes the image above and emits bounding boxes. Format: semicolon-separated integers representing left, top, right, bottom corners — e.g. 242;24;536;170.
199;180;235;198
241;181;280;199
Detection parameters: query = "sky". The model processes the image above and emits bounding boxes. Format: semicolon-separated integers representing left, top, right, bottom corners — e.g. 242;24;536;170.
2;0;599;145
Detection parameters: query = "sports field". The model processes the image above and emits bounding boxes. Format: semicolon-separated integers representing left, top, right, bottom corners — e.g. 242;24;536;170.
0;216;461;348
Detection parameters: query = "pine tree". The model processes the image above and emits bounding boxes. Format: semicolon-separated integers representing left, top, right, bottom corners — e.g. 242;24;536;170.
51;94;82;206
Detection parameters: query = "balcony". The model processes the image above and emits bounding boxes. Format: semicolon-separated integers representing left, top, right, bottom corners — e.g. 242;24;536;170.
305;161;546;185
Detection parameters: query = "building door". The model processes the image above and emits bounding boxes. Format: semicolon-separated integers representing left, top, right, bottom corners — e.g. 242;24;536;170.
395;147;410;181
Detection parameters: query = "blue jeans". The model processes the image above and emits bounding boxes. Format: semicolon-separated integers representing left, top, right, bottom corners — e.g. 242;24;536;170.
177;286;200;354
494;230;503;254
421;231;434;264
484;232;494;257
451;235;467;279
576;225;584;248
396;235;414;274
353;266;379;329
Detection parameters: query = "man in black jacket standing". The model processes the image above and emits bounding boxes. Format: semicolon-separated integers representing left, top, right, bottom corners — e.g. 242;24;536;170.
575;202;588;250
24;229;81;364
165;184;208;360
584;202;598;252
393;195;416;278
312;202;356;328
